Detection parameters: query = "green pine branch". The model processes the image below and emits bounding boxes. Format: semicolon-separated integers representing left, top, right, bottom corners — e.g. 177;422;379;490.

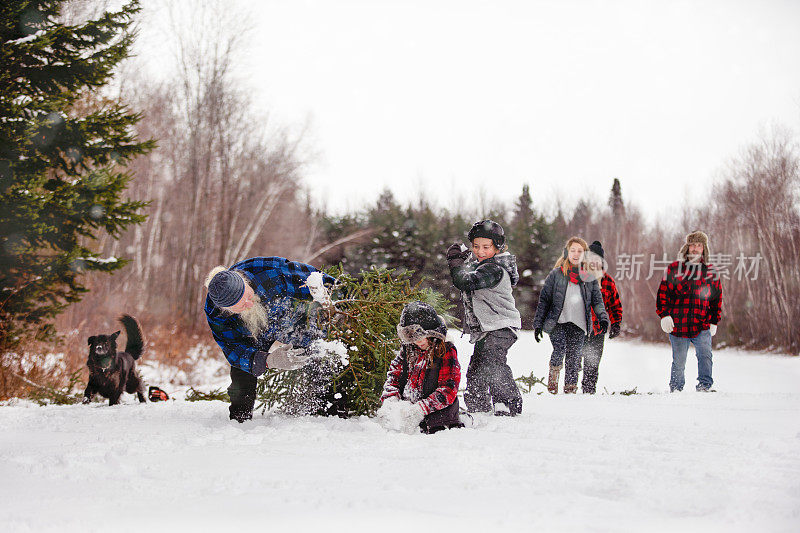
255;266;453;417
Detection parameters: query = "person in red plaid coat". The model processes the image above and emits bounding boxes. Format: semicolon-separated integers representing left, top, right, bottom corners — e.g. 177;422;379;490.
581;241;623;394
657;231;723;392
379;301;463;434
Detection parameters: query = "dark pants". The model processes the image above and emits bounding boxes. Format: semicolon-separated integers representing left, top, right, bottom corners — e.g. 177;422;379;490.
228;365;257;421
549;322;586;387
464;328;522;414
581;332;605;394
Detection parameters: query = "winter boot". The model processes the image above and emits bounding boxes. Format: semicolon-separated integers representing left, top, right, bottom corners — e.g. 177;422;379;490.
492;399;521;417
548;365;562;394
229;405;253;423
563;383;578;394
493;402;513;416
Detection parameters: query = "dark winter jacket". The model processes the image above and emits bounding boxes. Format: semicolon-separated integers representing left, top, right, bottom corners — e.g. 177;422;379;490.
204;257;335;374
656;260;723;338
533;267;609;336
381;342;462;433
450;252;522;339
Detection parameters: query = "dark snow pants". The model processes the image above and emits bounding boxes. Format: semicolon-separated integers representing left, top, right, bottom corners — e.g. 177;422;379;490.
581;332;605;394
228;365;257;421
549;322;586;387
464;328;522;414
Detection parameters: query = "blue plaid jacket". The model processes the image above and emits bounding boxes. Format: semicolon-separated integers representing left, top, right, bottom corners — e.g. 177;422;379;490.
204;257;335;374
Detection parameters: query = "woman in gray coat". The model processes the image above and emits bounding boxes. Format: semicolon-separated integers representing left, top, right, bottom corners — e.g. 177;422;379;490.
533;237;609;394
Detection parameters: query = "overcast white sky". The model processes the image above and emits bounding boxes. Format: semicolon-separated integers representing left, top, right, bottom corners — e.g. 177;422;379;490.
140;0;800;221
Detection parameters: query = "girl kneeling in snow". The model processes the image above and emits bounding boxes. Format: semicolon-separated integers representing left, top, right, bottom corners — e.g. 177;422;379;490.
378;301;463;434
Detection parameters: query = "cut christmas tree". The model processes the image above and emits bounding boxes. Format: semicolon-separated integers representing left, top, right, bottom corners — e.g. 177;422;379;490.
256;265;453;417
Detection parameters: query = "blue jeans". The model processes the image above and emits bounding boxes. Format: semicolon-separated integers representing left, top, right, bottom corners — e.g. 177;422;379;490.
668;330;713;391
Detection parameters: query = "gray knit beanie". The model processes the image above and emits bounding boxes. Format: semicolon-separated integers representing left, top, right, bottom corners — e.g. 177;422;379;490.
208;270;245;308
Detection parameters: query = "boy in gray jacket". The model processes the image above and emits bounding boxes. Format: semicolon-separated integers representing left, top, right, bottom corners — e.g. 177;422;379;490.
446;220;523;416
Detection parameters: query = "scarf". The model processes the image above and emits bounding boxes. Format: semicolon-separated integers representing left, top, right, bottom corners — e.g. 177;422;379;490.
568;265;581;284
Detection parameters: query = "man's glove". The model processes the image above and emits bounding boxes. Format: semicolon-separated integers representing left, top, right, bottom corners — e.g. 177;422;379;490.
446;243;470;269
534;328;543;343
267;343;311;371
660;316;675;334
709;324;717;336
608;322;621;339
600;320;609;334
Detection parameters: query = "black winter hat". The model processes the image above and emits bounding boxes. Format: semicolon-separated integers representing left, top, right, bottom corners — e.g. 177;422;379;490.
588;240;605;259
467;219;505;248
398;301;446;338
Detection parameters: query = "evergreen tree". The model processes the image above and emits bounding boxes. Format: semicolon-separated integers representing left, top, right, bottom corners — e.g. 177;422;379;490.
568;198;595;239
0;1;153;351
363;188;408;272
508;184;556;328
322;188;465;320
551;204;569;244
609;177;625;217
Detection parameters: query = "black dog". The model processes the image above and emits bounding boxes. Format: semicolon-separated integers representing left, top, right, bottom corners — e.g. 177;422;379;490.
83;315;147;405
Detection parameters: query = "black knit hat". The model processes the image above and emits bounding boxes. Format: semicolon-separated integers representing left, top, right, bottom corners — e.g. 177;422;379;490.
467;219;505;249
588;240;605;259
208;270;245;308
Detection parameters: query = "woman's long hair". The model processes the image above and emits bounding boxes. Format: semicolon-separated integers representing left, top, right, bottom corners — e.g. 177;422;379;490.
403;337;448;365
553;236;589;276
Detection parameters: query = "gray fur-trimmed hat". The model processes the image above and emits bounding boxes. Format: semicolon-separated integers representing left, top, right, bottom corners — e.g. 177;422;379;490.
679;230;710;263
396;301;447;344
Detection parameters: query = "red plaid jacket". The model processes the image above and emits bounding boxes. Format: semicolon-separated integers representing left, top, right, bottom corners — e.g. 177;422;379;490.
657;260;723;338
591;273;622;336
381;344;461;415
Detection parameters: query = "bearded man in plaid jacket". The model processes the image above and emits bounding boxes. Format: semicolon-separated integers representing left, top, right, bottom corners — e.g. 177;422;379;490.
656;231;723;392
204;257;335;422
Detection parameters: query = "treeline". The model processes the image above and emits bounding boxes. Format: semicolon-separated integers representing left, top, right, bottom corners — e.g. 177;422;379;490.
52;44;800;358
314;134;800;355
314;185;559;330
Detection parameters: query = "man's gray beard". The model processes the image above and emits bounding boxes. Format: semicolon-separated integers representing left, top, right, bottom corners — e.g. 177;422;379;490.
238;295;269;337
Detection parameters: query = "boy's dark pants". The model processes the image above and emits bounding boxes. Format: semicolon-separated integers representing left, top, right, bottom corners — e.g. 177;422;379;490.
581;332;605;394
549;322;586;387
464;328;522;414
228;365;257;421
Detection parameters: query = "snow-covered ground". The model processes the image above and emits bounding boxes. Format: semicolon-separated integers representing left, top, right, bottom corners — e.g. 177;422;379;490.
2;332;799;532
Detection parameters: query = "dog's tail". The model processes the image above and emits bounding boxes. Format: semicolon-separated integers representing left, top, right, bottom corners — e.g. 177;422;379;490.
119;314;144;360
